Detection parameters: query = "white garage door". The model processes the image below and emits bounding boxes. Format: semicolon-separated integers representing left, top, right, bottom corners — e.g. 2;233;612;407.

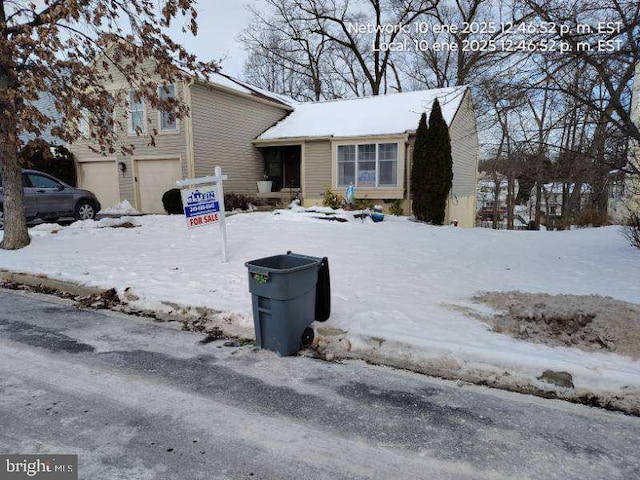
77;160;120;210
136;158;182;214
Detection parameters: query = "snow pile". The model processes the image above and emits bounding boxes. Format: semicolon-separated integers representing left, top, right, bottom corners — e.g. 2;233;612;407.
1;213;639;407
99;200;141;216
473;291;640;358
29;223;63;236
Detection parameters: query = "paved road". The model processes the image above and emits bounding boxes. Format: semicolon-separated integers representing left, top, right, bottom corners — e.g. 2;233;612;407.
0;289;639;480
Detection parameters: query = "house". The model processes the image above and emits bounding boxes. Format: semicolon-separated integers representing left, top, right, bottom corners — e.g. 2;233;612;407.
627;61;640;214
20;90;63;146
476;175;532;229
70;63;479;226
70;63;294;214
254;87;478;227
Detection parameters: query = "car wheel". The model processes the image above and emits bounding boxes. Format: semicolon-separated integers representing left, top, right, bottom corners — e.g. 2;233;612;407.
0;207;4;230
75;201;97;221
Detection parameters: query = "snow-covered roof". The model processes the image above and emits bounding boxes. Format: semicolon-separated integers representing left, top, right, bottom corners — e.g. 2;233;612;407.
256;86;468;141
206;73;296;108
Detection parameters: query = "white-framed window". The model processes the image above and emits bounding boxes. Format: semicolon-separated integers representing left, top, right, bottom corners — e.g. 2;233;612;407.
128;89;146;134
79;110;90;137
158;84;178;132
378;143;398;187
337;142;399;188
337;145;356;186
100;98;116;133
79;105;114;137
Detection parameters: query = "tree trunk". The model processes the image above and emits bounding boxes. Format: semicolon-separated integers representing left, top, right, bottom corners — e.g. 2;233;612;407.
0;66;31;249
506;175;515;230
534;181;542;230
0;148;30;249
561;183;569;227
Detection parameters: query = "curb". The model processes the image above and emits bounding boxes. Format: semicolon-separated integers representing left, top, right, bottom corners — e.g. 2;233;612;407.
0;271;107;297
1;270;638;416
315;329;640;416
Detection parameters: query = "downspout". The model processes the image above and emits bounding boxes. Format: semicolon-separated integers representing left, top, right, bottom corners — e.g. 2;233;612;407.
184;78;196;178
404;132;411;215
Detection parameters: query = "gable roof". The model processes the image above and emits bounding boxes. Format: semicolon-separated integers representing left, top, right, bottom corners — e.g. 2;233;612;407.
205;72;297;109
256;86;468;141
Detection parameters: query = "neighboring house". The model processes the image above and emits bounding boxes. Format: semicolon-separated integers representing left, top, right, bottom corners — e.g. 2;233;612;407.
476;175;529;229
528;183;592;223
19;90;63;146
476;176;509;216
627;61;640;215
70;59;479;226
608;169;628;223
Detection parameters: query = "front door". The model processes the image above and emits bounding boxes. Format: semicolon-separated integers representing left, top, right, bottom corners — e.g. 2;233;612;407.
282;146;301;189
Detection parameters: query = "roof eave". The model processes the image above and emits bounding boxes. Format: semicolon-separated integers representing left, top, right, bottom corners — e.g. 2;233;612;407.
253;136;333;145
254;132;411;144
192;77;295;111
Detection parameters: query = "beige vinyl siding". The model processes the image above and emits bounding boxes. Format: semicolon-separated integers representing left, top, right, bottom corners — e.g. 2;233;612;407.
69;57;189;208
448;89;479;198
303;140;332;199
405;89;478;195
190;83;290;195
405;89;478;225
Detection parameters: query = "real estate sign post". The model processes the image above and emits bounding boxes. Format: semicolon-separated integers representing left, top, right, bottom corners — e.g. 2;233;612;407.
176;166;229;262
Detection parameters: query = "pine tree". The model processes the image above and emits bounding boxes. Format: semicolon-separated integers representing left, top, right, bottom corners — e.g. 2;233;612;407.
411;113;430;221
425;99;454;225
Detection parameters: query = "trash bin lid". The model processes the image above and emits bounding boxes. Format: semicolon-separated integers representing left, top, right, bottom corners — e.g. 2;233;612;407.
245;253;322;275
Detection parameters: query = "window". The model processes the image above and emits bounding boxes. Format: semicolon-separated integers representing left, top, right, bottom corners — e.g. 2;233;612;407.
99;98;116;133
79;99;114;138
378;143;398;187
128;90;146;134
337;145;356;187
27;174;61;189
357;144;376;187
158;84;178;132
337;142;398;188
78;109;90;137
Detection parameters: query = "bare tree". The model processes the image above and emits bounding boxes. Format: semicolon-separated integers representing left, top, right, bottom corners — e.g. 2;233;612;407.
523;0;640;167
240;0;331;100
284;0;440;95
403;0;529;89
0;0;214;249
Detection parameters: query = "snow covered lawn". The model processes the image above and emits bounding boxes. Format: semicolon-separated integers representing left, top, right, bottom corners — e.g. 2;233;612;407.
1;211;639;409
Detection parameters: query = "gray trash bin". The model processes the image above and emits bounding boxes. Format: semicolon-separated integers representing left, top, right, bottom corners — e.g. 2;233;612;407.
245;252;323;356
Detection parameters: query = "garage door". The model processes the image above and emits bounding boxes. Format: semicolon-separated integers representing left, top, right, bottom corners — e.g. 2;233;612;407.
135;158;182;214
77;160;120;210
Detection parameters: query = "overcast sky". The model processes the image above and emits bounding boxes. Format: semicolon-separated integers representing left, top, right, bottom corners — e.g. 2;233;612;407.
170;1;260;78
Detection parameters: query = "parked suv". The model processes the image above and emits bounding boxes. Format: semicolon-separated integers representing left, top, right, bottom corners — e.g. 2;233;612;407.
0;169;101;229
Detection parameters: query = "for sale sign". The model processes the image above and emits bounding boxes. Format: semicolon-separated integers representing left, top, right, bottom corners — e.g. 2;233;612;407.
177;166;229;262
180;186;221;229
